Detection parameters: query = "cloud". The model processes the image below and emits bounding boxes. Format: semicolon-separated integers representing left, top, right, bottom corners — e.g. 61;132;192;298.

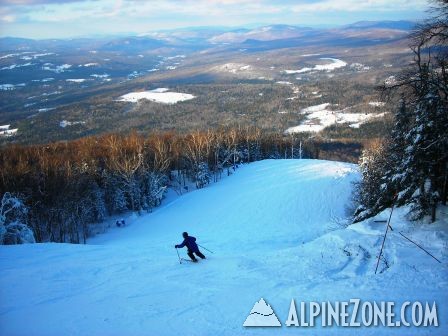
1;0;428;22
0;15;15;22
291;0;428;13
2;0;92;5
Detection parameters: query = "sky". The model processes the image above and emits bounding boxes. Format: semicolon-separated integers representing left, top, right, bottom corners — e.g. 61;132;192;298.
0;0;430;39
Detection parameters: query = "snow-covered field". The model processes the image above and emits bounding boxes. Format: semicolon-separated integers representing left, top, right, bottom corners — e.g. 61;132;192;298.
0;160;446;335
285;103;387;133
42;64;72;73
0;83;26;91
66;79;88;83
284;58;347;74
90;74;110;79
369;101;386;107
119;88;195;104
59;120;85;128
214;63;254;74
0;63;34;71
0;124;18;136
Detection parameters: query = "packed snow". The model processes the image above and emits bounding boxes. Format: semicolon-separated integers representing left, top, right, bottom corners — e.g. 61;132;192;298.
0;160;445;335
284;58;347;74
285;103;387;133
118;88;195;104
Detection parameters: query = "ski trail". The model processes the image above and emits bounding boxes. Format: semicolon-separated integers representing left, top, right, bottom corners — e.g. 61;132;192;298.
0;160;446;336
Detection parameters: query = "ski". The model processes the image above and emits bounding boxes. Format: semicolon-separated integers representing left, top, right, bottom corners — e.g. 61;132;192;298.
180;258;196;263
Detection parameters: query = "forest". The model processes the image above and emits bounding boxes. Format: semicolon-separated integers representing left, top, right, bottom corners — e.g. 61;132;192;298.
0;127;363;244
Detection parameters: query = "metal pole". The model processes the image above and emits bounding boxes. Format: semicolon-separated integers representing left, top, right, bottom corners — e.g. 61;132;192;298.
398;231;442;263
198;244;214;254
375;203;396;274
176;247;182;264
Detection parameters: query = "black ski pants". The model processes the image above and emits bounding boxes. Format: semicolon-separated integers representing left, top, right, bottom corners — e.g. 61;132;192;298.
188;249;206;261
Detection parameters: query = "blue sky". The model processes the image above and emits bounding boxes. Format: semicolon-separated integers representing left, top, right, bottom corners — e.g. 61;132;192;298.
0;0;429;39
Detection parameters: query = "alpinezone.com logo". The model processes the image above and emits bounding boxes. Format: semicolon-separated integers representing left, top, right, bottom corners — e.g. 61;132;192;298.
244;298;439;328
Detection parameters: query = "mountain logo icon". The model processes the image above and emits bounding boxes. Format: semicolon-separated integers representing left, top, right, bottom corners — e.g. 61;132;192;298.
243;298;282;327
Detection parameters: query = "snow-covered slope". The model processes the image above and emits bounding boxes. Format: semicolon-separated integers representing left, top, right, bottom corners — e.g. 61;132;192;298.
0;160;446;335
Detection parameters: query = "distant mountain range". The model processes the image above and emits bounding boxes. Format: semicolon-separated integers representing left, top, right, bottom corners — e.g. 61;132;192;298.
343;20;417;31
0;20;417;52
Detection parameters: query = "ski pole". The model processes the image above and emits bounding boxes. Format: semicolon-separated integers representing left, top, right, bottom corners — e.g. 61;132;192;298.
198;244;214;254
176;247;182;264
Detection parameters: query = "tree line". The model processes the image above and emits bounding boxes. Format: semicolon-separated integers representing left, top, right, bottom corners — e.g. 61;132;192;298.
1;127;357;244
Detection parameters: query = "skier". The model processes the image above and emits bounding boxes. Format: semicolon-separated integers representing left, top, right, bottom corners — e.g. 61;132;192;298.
175;232;206;262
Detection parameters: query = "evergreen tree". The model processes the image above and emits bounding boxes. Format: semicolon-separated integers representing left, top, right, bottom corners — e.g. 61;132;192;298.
401;88;447;220
355;0;447;222
0;193;35;245
377;99;411;209
353;140;388;222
